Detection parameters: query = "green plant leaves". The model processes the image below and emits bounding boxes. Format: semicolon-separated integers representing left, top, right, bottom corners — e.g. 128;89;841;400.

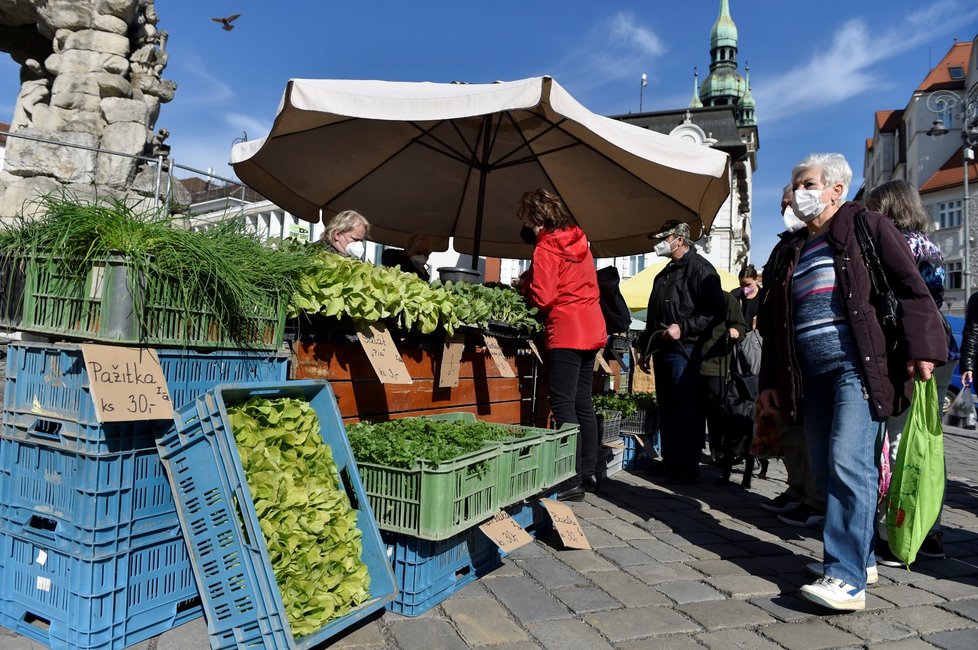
346;417;518;468
229;396;370;637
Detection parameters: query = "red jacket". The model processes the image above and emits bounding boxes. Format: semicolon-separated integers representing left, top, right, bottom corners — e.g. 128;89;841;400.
522;225;606;351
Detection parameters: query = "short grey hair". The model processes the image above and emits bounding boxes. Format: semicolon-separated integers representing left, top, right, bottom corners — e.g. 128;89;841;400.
791;153;852;206
324;209;370;243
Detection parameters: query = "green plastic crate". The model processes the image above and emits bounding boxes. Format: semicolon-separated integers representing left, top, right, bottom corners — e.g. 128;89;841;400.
20;255;285;350
355;445;500;541
540;425;580;489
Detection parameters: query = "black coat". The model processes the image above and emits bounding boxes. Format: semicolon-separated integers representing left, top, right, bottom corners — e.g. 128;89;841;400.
639;248;725;354
959;291;978;373
758;202;947;422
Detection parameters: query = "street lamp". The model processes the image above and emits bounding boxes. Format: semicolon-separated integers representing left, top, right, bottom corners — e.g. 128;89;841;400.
926;81;978;295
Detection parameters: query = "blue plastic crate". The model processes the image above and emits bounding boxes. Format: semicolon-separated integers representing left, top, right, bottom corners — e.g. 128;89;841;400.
2;410;164;455
3;342;288;452
0;436;178;543
622;433;655;470
157;381;397;650
0;528;201;650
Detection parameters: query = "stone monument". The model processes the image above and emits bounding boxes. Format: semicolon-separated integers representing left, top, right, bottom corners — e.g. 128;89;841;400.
0;0;184;219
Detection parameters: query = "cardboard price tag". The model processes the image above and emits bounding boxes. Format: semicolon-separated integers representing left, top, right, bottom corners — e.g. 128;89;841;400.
541;499;591;549
438;333;465;388
356;323;413;384
595;352;613;374
80;345;173;422
483;334;516;378
527;340;543;363
479;512;533;553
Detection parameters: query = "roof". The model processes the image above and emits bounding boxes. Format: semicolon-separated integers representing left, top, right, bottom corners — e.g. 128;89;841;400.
865;137;873;152
612;105;748;157
919;145;978;194
875;109;903;133
0;121;8;147
917;41;972;93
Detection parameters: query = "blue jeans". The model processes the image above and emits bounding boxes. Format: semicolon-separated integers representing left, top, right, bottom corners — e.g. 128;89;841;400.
548;348;600;485
652;345;705;476
802;366;883;589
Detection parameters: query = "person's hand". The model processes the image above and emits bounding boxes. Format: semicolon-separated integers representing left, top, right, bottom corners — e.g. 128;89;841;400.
664;323;681;341
907;359;935;381
759;389;781;417
963;370;973;386
638;354;652;373
727;328;740;340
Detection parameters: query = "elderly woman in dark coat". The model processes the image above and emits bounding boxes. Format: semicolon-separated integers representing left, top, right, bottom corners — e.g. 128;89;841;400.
758;153;946;612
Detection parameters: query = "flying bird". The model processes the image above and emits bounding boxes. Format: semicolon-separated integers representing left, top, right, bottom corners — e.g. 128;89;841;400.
211;14;240;31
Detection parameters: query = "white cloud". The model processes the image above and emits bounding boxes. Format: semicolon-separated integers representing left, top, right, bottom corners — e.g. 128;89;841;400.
754;0;978;123
609;13;666;58
171;53;234;107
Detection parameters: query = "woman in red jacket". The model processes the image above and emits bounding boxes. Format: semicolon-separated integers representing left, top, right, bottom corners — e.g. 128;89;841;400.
518;188;607;501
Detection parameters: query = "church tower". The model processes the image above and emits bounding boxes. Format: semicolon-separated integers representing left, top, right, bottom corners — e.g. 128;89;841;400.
699;0;754;128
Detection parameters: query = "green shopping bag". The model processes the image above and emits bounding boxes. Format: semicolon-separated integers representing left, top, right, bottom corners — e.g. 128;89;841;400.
886;377;945;566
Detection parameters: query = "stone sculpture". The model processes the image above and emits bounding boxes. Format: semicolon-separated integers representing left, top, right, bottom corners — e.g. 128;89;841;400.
0;0;186;219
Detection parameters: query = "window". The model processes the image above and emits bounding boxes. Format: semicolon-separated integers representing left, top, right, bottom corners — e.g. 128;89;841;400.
627;254;646;277
949;66;965;80
946;260;963;290
516;258;531;274
938;200;963;229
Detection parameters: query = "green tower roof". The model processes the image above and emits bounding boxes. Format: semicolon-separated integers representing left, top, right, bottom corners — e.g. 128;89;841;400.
711;0;738;50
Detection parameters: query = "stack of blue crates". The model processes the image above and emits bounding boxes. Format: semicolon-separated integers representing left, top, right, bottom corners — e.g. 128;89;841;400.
384;491;556;616
0;341;287;649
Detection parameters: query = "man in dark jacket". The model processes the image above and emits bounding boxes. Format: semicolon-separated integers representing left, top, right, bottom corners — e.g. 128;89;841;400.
638;221;725;483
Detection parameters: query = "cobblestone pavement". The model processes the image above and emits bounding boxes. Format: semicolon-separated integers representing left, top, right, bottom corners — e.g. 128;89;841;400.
4;425;978;650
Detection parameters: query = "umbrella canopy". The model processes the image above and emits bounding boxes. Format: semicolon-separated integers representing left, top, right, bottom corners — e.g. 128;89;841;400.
231;76;730;260
620;259;740;311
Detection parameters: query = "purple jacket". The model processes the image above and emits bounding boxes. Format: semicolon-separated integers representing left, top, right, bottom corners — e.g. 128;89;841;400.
758;202;947;422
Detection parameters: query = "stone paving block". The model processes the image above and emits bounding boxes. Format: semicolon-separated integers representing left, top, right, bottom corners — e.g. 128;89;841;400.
834;613;918;644
489;643;543;650
879;566;938;585
944;597;978;623
872;584;946;607
655;580;725;605
920;558;978;580
878;604;976;635
590;517;655;540
448;580;493;600
586;570;673;607
584;605;701;642
651;512;713;532
695;628;784;649
687;559;751;577
484;558;528;579
526;619;614;650
679;598;775;630
616;633;705;649
552;585;623;614
916;576;978;601
867;639;955;650
706;574;783;597
579;524;630;548
388;618;470;650
627;537;697;563
384;605;445;621
155;617;207;650
326;619;388;648
483;576;575;623
735;539;800;559
507;539;553;559
596;502;648;524
748;594;830;622
517;555;586;589
595;545;655;567
623;561;704;585
652;530;728;547
759;619;863;649
442;599;529;646
922;627;978;649
567;502;615;519
554;548;618;573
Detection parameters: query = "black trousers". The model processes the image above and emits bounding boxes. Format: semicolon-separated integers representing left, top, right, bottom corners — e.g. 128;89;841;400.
548;347;600;485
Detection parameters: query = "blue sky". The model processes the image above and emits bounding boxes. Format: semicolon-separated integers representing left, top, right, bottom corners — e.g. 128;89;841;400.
2;0;977;263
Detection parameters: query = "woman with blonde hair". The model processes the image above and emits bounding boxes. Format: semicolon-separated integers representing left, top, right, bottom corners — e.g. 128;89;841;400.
321;210;370;258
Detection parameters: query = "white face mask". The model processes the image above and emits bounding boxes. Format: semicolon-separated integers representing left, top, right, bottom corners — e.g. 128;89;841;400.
410;254;428;268
653;238;675;257
345;240;366;259
791;188;829;222
782;206;807;232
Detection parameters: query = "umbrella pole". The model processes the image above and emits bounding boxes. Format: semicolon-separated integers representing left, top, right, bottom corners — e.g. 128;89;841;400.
470;115;493;270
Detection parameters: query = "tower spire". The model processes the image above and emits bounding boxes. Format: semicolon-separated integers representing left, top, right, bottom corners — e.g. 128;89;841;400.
689;66;703;108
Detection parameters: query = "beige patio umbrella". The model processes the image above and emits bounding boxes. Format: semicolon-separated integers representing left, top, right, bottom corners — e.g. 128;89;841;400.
230;76;730;264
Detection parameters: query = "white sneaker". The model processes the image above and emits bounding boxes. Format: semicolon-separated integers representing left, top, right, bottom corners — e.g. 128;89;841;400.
799;576;865;611
805;562;877;585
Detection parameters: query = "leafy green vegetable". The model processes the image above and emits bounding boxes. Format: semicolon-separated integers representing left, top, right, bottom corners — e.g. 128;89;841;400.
631;391;658;411
592;392;658;417
346;417;519;468
435;280;541;333
229;397;370;636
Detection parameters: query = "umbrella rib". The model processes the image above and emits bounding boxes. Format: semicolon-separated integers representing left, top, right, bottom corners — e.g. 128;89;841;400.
408;121;481;167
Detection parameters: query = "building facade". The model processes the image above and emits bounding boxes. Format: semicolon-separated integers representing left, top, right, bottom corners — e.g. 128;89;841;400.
862;38;978;314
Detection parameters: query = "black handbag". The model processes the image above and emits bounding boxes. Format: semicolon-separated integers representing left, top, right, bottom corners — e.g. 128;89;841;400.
853;209;901;349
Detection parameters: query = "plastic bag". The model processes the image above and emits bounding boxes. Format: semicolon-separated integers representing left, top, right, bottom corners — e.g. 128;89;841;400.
886;378;945;566
943;385;977;430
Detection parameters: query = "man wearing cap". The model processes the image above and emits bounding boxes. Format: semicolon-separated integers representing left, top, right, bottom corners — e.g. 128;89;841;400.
638;221;725;484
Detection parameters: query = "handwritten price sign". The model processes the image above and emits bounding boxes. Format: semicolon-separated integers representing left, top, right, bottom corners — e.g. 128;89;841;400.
479;511;533;553
356;323;413;385
80;345;174;422
483;334;516;378
541;499;591;549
